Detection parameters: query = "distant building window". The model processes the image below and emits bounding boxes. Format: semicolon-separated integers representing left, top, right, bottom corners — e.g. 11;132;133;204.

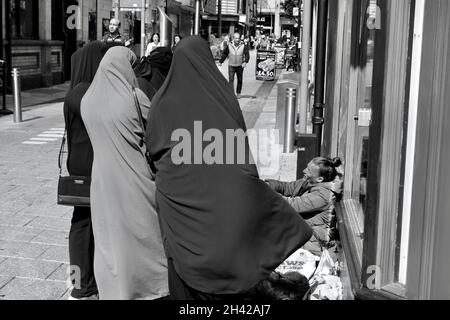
10;0;39;39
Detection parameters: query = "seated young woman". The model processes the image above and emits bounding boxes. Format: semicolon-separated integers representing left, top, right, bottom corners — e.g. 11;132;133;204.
266;157;344;256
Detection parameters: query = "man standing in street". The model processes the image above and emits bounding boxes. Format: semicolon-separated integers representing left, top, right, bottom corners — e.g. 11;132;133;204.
218;32;250;99
101;18;132;48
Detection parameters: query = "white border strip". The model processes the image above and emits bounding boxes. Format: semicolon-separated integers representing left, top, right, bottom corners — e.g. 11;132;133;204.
399;0;425;285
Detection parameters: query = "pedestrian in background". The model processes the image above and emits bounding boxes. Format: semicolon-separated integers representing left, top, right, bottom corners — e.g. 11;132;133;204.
218;32;250;99
172;34;182;52
101;18;132;48
80;47;169;300
145;33;161;56
64;40;108;300
146;35;312;299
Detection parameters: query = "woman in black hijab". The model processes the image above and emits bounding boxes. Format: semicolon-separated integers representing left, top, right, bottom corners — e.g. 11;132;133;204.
146;36;312;299
63;40;107;300
134;46;173;101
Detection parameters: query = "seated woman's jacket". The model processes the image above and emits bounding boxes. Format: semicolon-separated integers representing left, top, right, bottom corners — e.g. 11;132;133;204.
267;177;343;255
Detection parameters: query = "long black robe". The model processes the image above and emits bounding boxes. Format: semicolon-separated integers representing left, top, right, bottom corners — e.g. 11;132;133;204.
134;47;173;101
146;35;313;294
64;41;107;175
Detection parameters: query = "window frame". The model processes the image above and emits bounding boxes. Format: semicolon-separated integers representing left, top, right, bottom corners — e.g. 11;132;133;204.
10;0;39;39
333;0;416;300
361;0;414;298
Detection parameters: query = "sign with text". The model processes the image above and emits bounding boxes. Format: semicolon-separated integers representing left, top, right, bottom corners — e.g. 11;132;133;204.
256;50;276;81
274;46;287;68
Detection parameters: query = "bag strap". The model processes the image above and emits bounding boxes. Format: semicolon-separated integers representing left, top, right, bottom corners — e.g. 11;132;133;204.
132;87;146;147
59;106;77;176
132;87;157;177
58;130;66;176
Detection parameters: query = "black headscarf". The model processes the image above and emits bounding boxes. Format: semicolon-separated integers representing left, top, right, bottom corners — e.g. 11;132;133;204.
146;36;312;294
64;41;107;175
70;41;107;89
134;46;173;101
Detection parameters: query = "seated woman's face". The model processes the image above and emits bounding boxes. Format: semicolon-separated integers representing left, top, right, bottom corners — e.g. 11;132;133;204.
153;35;159;43
303;161;324;184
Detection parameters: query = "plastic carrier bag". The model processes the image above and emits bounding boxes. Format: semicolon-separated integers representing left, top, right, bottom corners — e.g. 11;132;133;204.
275;248;318;279
308;250;343;300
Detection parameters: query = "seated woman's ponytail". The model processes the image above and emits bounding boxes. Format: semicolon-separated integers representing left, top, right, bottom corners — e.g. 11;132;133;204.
313;157;342;182
331;157;342;168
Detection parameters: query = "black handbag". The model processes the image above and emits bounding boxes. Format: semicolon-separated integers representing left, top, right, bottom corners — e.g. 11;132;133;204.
57;130;91;207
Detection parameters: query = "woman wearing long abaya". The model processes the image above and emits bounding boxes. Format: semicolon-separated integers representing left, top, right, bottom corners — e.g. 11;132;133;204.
133;46;173;101
145;35;313;299
63;40;107;300
80;46;169;300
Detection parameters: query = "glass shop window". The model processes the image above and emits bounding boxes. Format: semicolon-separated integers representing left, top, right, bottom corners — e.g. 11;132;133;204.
10;0;39;39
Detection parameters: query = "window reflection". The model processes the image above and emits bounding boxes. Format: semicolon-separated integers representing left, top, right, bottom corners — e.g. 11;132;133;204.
358;2;377;213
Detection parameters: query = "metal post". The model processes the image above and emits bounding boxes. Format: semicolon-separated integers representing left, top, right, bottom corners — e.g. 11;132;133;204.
194;0;200;35
5;0;12;91
284;88;297;153
115;0;120;19
11;68;22;123
312;0;328;155
1;61;7;112
274;0;281;38
140;0;146;58
1;62;13;115
299;0;312;133
218;0;222;38
159;7;173;47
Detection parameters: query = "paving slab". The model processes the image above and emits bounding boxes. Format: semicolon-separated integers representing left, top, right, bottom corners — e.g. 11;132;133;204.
25;216;71;232
38;245;69;264
0;240;50;259
31;229;69;246
0;277;68;300
0;257;61;279
0;214;38;228
0;275;14;291
47;263;69;282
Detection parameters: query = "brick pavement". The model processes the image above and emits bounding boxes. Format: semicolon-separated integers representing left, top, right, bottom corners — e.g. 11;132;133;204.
0;102;72;300
0;49;303;299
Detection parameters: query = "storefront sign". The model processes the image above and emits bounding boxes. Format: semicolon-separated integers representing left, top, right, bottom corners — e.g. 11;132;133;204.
274;46;287;68
256;50;276;81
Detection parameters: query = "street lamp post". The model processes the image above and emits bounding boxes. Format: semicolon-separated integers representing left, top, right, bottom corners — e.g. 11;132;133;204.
140;0;146;58
218;0;222;37
194;0;200;35
115;0;120;19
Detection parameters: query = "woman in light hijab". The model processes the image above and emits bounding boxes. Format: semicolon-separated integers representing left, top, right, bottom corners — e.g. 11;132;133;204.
146;36;312;299
64;40;107;300
80;46;168;300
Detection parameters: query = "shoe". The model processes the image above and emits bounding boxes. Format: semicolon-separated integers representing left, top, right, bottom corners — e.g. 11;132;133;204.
236;94;241;99
68;293;99;300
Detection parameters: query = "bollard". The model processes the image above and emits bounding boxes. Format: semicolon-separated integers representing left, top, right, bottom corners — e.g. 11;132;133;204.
284;88;297;153
12;68;22;123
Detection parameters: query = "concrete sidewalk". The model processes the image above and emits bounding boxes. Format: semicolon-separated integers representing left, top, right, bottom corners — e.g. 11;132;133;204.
0;51;303;300
1;82;70;115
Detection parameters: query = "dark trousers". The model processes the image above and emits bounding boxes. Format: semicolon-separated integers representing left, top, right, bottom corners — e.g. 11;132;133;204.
69;206;98;298
167;257;252;300
228;66;244;94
